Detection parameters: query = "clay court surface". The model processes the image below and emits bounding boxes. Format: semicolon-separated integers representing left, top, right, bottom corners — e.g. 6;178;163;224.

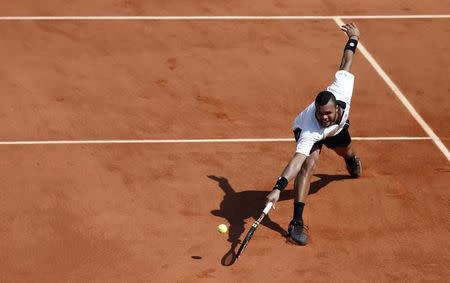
0;2;449;282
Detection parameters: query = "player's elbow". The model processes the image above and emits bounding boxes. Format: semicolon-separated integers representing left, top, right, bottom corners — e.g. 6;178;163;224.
339;52;354;72
339;60;353;72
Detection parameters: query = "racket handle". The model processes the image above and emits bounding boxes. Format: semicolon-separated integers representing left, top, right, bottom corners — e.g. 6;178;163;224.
263;202;273;214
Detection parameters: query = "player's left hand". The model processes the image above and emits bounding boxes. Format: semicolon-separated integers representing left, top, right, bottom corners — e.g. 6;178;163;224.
341;22;360;40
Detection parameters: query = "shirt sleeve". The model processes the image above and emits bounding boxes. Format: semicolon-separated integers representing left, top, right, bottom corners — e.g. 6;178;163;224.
326;70;355;102
295;130;322;156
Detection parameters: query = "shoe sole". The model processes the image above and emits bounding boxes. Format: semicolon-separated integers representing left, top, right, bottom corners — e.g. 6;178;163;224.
285;232;308;246
286;236;308;246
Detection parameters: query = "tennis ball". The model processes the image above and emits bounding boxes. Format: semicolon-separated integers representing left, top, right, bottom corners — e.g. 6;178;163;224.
217;224;228;234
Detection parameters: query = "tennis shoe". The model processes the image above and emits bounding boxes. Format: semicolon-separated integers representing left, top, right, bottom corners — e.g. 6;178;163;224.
345;155;361;178
287;220;308;246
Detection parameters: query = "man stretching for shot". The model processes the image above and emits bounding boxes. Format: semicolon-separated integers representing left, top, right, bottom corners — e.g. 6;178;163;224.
265;22;362;245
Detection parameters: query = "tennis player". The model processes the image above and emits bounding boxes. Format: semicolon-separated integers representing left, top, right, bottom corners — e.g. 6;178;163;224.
265;22;362;245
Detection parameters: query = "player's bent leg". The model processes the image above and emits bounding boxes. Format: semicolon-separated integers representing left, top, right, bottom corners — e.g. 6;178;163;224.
289;146;320;246
333;143;362;178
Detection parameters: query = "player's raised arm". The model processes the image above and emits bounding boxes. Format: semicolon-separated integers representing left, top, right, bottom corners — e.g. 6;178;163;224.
339;22;360;72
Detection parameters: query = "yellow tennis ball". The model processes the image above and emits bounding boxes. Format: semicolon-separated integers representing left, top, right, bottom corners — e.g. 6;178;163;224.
217;224;228;234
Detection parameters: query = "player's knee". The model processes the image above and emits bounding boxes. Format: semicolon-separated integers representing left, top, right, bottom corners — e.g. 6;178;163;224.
300;157;317;174
335;144;353;158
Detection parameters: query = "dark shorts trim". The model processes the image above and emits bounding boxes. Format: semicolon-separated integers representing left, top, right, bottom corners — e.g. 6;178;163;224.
294;120;352;152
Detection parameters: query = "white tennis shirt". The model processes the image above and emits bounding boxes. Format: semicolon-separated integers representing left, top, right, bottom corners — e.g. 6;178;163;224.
292;70;355;156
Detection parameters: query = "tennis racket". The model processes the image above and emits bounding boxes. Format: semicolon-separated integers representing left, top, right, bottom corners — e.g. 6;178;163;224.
236;202;273;259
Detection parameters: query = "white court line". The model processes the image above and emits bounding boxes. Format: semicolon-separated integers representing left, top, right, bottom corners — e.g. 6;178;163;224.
342;15;450;19
0;137;431;145
0;15;449;20
333;17;450;162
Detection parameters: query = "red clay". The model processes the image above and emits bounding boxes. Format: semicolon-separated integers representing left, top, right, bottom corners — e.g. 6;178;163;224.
1;1;450;16
0;3;449;283
0;141;448;281
356;19;450;148
0;21;425;140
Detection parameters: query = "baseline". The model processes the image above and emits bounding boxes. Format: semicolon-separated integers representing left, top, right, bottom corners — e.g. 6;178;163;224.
0;15;449;20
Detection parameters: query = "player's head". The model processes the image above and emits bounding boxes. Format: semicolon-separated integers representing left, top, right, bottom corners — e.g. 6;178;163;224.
314;91;339;127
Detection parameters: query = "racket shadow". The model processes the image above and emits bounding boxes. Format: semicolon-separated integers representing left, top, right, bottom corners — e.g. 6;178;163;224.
208;174;351;265
207;175;290;266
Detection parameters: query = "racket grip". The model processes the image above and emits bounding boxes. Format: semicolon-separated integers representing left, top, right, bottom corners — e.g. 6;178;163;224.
263;202;273;214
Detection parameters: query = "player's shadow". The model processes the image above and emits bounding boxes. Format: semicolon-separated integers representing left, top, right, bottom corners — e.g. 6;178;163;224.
309;173;352;195
208;174;351;266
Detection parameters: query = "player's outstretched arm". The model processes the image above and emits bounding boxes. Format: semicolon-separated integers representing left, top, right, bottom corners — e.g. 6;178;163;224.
339;22;360;72
265;153;307;208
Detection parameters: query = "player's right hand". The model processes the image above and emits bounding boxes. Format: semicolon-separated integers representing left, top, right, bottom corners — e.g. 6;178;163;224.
265;189;280;209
